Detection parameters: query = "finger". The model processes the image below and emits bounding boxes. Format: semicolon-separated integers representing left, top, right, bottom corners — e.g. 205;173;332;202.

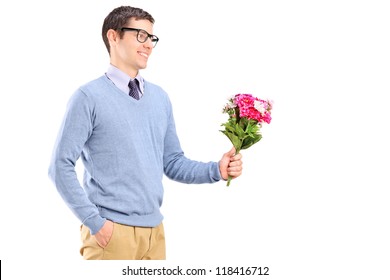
229;160;242;167
227;147;236;157
227;170;242;178
228;165;243;172
230;153;242;161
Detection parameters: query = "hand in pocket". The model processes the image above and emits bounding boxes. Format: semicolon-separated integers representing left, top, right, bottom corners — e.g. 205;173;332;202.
94;220;114;248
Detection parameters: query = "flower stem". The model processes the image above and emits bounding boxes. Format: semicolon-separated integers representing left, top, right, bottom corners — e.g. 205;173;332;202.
226;175;232;186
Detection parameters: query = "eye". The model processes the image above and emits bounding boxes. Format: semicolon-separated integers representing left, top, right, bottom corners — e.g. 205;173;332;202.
138;30;148;40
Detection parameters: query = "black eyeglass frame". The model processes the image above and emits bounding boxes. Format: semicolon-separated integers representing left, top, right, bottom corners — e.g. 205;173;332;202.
120;27;159;47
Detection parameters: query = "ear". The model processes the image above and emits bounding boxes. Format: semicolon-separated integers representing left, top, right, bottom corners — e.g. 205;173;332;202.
107;29;119;48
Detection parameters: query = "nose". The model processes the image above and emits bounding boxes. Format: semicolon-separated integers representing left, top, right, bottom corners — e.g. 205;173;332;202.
143;37;154;48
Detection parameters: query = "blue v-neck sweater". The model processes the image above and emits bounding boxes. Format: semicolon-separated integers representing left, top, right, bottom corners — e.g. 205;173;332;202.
49;76;221;234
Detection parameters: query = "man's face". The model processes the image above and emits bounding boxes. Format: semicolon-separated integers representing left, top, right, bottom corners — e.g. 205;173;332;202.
110;18;155;77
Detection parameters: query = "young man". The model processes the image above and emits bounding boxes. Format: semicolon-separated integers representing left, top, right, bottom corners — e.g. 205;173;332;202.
48;5;242;260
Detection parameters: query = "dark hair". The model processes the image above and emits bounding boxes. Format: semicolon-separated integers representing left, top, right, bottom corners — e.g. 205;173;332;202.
102;6;155;54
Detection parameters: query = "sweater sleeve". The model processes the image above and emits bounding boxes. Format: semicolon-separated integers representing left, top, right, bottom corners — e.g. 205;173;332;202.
163;99;222;184
48;90;106;234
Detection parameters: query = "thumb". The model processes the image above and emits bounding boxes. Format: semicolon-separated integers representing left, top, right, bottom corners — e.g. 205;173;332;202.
227;147;236;156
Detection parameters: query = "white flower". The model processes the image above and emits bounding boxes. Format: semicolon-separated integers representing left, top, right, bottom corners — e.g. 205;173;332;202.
254;100;266;114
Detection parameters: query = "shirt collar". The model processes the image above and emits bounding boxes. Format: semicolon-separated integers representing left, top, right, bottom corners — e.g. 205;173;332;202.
105;64;144;96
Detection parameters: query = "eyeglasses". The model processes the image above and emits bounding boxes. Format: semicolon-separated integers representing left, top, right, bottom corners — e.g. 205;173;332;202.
120;27;159;48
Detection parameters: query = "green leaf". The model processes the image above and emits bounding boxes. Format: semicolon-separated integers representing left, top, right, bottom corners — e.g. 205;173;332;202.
221;116;264;152
220;130;242;150
234;123;246;138
241;133;262;150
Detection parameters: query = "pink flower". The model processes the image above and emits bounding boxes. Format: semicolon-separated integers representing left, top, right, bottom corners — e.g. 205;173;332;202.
233;94;272;123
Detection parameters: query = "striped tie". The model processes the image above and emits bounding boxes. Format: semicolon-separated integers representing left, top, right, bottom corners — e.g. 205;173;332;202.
128;79;139;100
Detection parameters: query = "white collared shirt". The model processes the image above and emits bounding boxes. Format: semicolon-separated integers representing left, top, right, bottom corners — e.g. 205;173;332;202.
105;64;144;98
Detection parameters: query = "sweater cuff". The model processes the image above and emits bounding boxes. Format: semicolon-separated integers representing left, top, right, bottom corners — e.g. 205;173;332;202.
212;161;222;182
84;215;106;235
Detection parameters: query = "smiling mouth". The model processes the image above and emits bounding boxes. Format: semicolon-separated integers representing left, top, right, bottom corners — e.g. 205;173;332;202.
138;52;149;58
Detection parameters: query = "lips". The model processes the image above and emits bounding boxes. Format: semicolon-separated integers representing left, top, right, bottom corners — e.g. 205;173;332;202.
138;51;149;58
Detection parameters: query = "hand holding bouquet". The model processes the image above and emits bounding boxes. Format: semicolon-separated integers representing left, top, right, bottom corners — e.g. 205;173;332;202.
220;94;273;186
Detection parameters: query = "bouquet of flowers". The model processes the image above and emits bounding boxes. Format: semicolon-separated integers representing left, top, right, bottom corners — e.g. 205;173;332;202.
221;93;273;186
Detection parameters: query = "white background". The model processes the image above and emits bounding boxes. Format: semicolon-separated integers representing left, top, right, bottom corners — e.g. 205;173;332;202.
1;0;389;279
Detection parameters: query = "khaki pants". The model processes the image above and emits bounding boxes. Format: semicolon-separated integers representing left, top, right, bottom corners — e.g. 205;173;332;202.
80;222;166;260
